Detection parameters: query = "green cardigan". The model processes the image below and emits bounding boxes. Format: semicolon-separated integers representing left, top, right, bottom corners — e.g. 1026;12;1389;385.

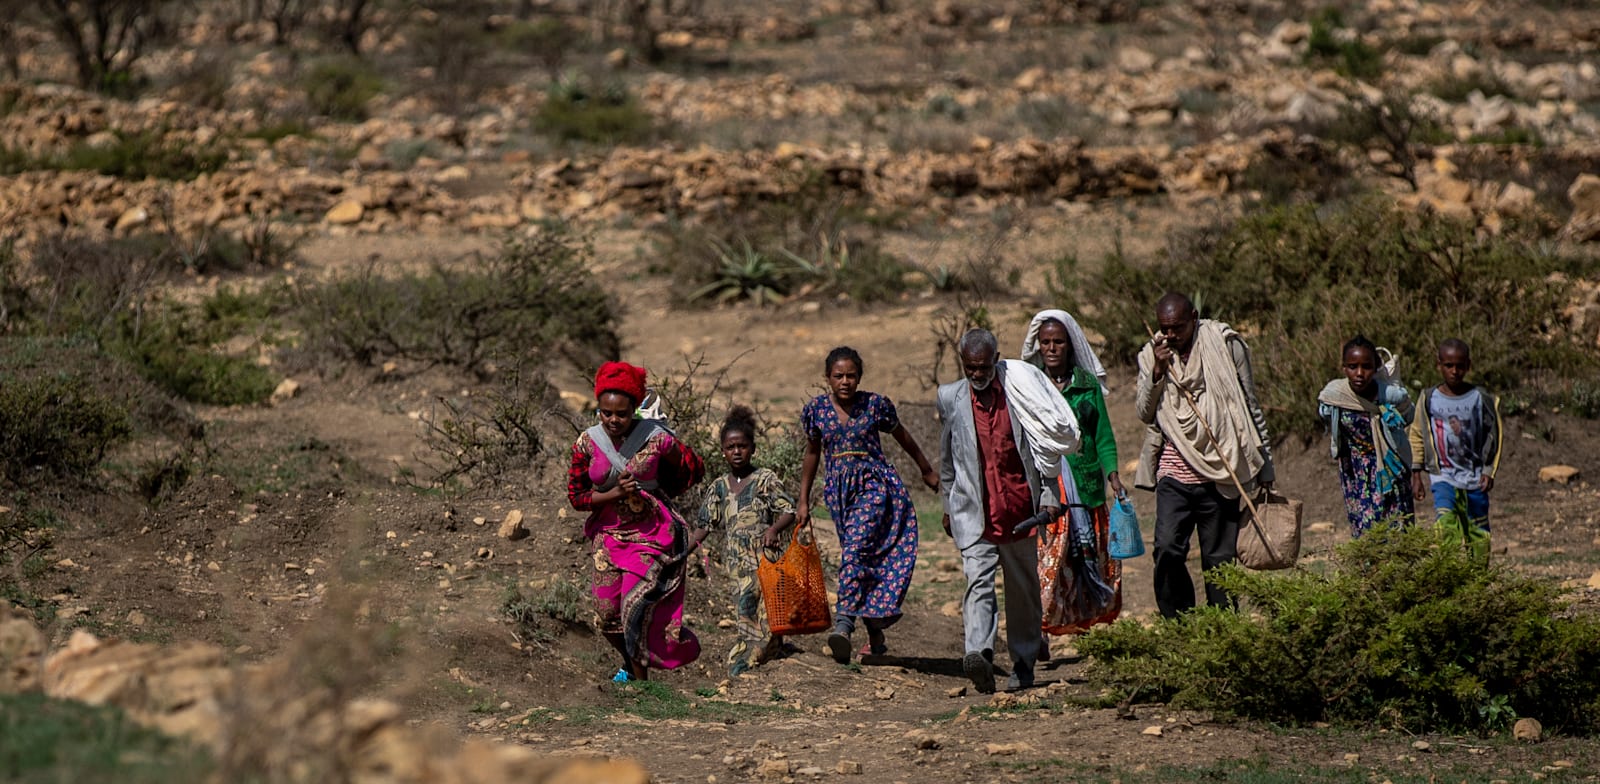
1060;366;1119;508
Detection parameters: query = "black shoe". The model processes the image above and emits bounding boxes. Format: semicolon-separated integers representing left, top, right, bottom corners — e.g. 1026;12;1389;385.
827;632;852;664
963;651;995;694
1006;669;1035;691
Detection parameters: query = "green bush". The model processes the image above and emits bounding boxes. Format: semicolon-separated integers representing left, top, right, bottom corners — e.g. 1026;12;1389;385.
502;577;587;644
0;376;131;485
299;225;620;377
56;130;230;181
1305;7;1384;81
660;168;909;306
1048;194;1600;439
302;57;383;121
0;692;213;782
1428;71;1514;103
1080;527;1600;734
535;76;656;145
111;286;288;407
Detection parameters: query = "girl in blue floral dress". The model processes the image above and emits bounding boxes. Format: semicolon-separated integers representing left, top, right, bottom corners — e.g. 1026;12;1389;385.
798;347;939;664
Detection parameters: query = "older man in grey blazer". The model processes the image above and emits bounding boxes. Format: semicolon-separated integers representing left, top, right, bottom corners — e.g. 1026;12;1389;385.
938;329;1078;693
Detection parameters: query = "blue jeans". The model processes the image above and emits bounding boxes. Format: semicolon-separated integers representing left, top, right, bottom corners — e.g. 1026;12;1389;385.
1430;481;1490;564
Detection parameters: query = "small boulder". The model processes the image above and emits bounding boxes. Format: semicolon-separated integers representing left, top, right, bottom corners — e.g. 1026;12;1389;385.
1514;717;1543;742
835;760;863;775
1539;465;1580;484
325;199;364;225
757;758;791;778
270;378;300;406
498;510;527;541
114;206;149;233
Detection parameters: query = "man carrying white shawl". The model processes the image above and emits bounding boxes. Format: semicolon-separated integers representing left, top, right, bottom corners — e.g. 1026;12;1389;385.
1135;293;1275;619
938;328;1080;693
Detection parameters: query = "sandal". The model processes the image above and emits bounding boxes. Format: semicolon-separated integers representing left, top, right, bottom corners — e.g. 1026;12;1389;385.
861;630;888;658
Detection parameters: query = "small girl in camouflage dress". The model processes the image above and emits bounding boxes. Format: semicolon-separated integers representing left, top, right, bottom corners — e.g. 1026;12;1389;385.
697;405;799;676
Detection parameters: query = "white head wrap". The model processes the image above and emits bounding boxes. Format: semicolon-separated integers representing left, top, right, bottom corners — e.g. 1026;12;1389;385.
1020;309;1108;392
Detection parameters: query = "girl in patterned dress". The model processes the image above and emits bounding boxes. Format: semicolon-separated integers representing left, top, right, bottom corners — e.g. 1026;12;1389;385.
1317;336;1416;536
798;347;939;664
698;405;799;677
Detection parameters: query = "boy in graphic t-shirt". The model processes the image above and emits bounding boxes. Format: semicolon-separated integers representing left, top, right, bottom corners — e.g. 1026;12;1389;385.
1408;339;1502;564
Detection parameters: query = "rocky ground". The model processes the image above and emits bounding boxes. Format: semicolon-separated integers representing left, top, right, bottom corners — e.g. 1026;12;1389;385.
5;0;1600;782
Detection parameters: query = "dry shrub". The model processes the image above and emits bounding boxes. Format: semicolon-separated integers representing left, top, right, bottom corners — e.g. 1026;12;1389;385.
297;226;620;378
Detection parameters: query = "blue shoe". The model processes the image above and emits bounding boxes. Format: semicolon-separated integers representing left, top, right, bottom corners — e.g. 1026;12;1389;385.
612;669;632;683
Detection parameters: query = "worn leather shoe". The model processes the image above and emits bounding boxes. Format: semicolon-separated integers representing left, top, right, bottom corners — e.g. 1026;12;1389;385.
827;632;852;664
963;651;995;694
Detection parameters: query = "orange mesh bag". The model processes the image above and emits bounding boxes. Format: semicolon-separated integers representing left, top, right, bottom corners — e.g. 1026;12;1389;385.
757;522;832;636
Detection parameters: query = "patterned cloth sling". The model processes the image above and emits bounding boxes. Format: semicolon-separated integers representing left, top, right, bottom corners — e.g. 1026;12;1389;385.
585;420;694;665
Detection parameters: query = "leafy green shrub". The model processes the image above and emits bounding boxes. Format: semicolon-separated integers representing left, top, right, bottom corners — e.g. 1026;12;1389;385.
56;130;230;181
298;226;619;377
661;168;908;306
0;376;131;485
535;76;656;145
1468;126;1544;147
0;692;213;782
1081;527;1600;733
689;238;798;305
1428;71;1515;103
110;284;288;407
502;577;587;644
1305;7;1384;81
302;57;383;121
1048;195;1600;439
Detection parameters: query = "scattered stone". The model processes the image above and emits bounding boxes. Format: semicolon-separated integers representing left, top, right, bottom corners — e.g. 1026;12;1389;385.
939;600;961;618
114;206;149;233
269;378;300;406
498;510;527;541
794;766;824;776
325;199;364;225
1;601;47;692
1587;571;1600;590
1117;47;1157;75
1538;465;1580;484
1343;753;1360;763
1514;717;1543;742
873;684;894;700
1142;725;1163;737
127;611;146;627
605;48;628;69
756;758;791;778
835;760;863;775
985;742;1032;756
1496;182;1537;215
946;686;967;698
1307;521;1335;533
904;729;942;750
1412;740;1431;752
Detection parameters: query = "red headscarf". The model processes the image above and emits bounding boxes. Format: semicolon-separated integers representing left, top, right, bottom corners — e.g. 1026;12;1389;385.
594;361;647;403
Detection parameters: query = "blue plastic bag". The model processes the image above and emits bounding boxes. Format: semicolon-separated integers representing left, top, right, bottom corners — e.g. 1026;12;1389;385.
1107;494;1144;560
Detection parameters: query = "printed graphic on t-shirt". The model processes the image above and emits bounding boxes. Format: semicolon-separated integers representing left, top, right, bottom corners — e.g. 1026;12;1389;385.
1428;388;1483;490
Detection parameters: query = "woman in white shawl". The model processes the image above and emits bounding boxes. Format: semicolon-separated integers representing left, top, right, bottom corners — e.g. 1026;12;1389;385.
1021;310;1122;635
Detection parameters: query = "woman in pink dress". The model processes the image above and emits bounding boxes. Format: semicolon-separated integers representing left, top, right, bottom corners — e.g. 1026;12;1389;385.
567;361;706;681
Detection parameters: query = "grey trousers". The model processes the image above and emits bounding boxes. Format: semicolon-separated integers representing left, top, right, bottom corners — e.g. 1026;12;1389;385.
960;535;1042;675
